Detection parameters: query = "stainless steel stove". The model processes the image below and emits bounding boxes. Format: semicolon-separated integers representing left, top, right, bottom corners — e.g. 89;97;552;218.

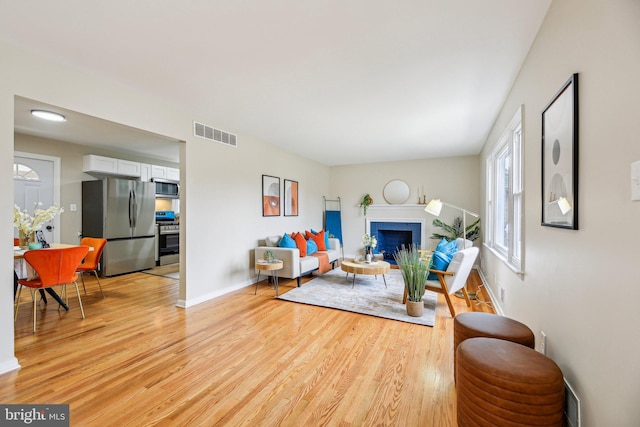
156;211;179;265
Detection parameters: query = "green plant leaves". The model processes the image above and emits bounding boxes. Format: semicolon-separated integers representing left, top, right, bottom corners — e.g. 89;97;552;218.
393;244;429;302
430;216;480;242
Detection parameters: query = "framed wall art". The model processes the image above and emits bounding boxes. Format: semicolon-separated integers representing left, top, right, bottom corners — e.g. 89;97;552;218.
541;73;579;229
284;179;299;216
262;175;280;216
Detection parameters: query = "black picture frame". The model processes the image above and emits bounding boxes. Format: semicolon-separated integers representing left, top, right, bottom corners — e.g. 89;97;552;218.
542;73;579;229
262;175;280;216
283;179;299;216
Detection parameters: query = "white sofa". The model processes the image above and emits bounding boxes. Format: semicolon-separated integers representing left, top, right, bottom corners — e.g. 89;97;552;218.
255;236;341;286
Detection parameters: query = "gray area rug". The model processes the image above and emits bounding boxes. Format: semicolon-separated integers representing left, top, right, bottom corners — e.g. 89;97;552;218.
277;267;438;327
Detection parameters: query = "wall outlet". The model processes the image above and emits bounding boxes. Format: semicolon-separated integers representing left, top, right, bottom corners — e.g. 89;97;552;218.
540;331;547;355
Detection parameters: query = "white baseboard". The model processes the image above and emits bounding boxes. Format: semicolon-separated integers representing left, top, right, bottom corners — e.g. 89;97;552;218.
0;357;21;375
176;278;255;308
475;266;504;315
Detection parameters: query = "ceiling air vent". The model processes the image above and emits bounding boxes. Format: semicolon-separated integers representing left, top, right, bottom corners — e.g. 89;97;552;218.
193;121;237;148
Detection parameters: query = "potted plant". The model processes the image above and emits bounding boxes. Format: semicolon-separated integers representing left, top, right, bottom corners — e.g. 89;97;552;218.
393;244;430;317
359;194;373;216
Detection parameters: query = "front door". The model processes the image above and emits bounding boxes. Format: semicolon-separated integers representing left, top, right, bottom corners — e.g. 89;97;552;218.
13;152;61;244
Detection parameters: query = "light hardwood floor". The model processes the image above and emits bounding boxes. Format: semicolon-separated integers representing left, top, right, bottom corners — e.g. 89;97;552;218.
5;266;493;426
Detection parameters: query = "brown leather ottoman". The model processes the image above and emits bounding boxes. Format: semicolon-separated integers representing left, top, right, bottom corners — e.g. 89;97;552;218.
454;312;535;351
456;337;564;427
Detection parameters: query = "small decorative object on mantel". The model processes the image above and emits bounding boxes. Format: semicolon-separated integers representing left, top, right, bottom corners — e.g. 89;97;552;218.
362;234;377;263
14;203;64;249
394;244;429;317
417;185;427;204
359;194;373;216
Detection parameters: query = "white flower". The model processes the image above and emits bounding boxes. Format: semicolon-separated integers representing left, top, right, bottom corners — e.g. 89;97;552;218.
14;203;64;236
362;234;377;248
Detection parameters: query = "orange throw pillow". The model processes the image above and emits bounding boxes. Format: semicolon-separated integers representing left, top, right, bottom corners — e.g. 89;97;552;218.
305;230;327;251
291;232;307;257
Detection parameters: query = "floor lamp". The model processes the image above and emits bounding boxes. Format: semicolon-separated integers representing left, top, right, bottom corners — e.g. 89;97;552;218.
424;199;479;247
424;199;488;305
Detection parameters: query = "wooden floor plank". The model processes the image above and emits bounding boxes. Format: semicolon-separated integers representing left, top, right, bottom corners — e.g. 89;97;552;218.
4;267;493;426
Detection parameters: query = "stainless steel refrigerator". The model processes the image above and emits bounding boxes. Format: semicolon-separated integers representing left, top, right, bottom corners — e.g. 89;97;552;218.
82;178;156;276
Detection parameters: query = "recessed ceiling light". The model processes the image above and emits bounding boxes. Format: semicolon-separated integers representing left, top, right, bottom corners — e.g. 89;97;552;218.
31;109;66;122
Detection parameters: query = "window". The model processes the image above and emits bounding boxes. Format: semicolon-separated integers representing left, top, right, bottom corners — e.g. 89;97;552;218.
485;106;523;273
13;163;40;181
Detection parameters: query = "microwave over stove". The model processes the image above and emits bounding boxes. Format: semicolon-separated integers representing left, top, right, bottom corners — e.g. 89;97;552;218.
152;178;179;199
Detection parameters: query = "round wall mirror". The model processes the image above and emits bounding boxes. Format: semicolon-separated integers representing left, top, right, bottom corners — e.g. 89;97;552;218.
383;179;410;204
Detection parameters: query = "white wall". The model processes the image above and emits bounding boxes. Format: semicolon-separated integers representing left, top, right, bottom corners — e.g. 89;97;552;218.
330;156;480;257
479;0;640;425
1;41;329;370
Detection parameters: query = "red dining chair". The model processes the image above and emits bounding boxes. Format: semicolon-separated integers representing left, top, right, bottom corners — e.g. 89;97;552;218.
76;237;107;298
15;246;89;332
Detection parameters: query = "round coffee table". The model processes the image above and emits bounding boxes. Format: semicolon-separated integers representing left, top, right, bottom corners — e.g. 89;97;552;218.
341;259;391;288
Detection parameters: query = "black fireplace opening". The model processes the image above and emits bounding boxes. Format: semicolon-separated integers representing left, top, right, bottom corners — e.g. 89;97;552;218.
370;221;422;265
378;230;412;263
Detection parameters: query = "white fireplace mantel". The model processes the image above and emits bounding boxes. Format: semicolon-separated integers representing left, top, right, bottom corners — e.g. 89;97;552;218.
367;204;428;210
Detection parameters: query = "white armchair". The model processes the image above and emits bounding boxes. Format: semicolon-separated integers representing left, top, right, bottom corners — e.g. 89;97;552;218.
403;246;479;317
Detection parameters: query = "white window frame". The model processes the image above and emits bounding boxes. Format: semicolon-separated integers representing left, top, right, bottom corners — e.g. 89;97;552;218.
485;106;523;274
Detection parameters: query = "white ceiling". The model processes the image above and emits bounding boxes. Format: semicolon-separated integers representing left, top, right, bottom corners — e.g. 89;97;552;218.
14;97;180;163
1;0;551;166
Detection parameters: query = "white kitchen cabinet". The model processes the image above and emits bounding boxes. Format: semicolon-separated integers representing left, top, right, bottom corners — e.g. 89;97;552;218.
167;167;180;181
83;154;141;178
151;165;168;179
83;155;118;174
140;163;151;182
117;159;141;177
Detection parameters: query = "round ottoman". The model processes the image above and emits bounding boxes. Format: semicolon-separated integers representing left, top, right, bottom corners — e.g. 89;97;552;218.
456;337;564;427
454;312;535;351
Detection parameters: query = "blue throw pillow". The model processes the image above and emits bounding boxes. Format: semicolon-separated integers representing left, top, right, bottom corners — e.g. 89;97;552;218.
435;237;458;257
307;238;318;255
278;233;297;249
427;250;453;280
311;229;330;250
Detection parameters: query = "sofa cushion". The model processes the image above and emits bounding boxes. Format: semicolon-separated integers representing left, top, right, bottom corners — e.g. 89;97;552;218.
428;250;454;280
278;233;297;249
265;235;281;247
307;238;318;255
311;228;330;250
291;232;307;257
300;255;319;274
306;229;327;251
436;237;458;257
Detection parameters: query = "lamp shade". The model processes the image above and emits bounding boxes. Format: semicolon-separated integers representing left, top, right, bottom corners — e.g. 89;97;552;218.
424;199;443;216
